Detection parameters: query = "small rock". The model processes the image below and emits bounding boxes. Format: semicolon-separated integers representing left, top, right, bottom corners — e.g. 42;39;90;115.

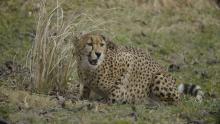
194;70;209;79
39;110;48;115
205;92;217;98
128;112;138;122
56;93;65;108
5;61;16;72
168;64;180;72
200;71;209;79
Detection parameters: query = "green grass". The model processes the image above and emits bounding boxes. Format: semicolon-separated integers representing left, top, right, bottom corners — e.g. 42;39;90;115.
0;0;220;123
0;86;219;123
0;0;35;63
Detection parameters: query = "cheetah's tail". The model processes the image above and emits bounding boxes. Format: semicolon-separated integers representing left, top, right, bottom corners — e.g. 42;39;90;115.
178;83;204;102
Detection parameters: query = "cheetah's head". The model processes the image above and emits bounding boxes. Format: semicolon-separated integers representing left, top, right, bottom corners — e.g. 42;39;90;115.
75;33;108;69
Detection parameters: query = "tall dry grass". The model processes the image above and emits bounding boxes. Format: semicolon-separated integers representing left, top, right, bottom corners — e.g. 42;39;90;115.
28;0;114;94
28;0;76;94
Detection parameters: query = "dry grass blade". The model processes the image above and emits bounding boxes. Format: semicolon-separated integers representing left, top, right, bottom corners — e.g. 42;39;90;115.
29;0;76;94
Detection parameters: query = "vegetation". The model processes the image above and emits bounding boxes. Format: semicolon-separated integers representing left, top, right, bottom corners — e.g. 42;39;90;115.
0;0;220;123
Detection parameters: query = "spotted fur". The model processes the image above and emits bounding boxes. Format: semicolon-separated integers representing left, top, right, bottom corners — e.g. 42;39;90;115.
74;33;202;104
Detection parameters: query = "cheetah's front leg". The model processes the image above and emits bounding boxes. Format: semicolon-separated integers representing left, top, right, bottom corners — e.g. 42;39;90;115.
80;84;91;100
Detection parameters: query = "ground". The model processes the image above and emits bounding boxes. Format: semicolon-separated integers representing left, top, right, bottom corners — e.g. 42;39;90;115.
0;0;220;123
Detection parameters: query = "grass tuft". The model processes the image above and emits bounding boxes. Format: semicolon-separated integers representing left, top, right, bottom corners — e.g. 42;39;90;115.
28;0;76;94
27;0;126;94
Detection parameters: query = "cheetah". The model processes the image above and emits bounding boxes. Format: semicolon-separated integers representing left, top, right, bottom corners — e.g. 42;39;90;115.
74;33;204;104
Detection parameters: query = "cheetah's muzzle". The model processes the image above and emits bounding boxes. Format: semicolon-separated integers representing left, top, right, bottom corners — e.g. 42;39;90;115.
89;59;98;65
88;52;102;65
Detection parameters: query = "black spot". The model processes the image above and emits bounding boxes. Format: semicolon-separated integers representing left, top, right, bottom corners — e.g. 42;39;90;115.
156;81;160;84
167;93;171;97
154;87;159;91
111;99;116;103
112;93;116;97
115;87;120;90
121;92;124;96
160;93;165;97
164;87;168;91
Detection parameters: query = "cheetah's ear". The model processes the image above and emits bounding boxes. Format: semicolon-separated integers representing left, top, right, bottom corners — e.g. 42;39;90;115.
72;32;87;46
100;34;106;41
102;36;117;50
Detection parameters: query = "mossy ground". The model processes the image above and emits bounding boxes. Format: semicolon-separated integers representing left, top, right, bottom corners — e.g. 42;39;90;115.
0;0;220;123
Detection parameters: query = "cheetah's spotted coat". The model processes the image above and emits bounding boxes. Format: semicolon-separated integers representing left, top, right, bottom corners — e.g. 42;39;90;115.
74;33;181;104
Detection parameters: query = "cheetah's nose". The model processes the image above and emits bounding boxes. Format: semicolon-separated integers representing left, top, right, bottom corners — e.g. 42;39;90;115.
95;52;101;58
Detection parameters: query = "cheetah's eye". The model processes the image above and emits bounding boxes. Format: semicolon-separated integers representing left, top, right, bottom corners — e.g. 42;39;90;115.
100;43;105;47
87;43;93;46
